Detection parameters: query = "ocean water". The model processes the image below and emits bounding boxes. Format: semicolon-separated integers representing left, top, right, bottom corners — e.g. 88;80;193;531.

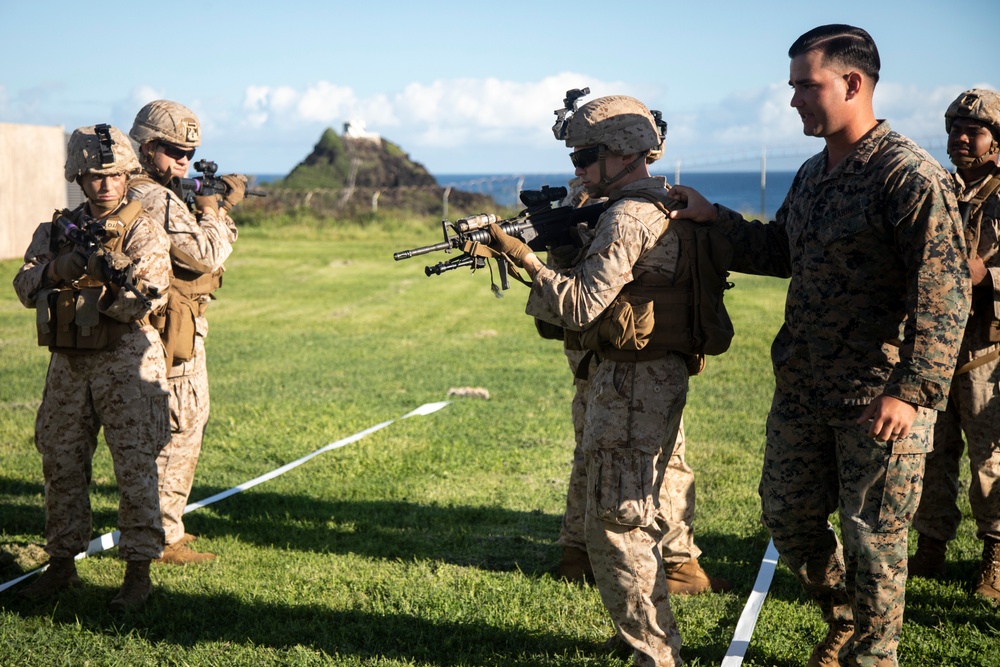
437;171;795;219
252;170;797;220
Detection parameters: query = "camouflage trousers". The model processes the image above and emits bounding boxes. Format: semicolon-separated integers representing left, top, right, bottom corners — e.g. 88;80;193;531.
584;355;688;667
760;389;935;667
34;328;169;561
914;348;1000;543
559;350;701;565
157;334;211;546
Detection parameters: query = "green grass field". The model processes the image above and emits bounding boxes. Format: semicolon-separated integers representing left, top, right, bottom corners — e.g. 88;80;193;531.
1;218;996;666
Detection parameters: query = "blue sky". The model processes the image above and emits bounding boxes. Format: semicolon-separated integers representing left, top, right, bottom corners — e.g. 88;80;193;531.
2;0;997;176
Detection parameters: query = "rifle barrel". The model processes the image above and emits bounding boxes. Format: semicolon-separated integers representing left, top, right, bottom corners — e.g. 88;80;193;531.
393;240;455;261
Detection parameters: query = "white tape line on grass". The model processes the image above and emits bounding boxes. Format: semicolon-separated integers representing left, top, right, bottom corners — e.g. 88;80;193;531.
0;402;450;594
721;538;780;667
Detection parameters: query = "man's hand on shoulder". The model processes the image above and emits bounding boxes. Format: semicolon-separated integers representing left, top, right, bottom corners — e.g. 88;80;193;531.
667;185;718;223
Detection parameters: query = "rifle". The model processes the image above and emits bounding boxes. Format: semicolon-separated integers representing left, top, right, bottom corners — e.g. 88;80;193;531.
53;214;153;310
393;186;605;291
171;159;267;207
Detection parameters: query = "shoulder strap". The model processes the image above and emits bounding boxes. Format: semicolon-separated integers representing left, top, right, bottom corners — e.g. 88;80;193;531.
970;173;1000;208
961;172;1000;258
605;189;684;218
116;199;143;226
127;173;158;191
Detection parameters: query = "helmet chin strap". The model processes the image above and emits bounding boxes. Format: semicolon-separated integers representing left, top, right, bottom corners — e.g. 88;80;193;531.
140;142;174;185
592;146;647;196
951;141;999;170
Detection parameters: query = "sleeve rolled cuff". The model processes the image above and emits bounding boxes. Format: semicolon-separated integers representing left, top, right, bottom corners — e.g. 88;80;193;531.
884;373;950;412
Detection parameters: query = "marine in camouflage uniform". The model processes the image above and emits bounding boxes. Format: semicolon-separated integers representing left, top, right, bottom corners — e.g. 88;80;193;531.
669;25;970;667
487;96;694;667
127;100;245;565
553;178;730;596
910;88;1000;603
12;125;171;612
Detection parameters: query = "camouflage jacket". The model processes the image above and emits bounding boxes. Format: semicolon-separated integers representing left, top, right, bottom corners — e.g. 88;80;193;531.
12;201;171;322
127;174;237;275
526;176;680;330
714;121;970;410
954;163;1000;358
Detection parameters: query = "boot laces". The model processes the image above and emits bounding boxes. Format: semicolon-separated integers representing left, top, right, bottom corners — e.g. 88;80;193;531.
814;622;853;662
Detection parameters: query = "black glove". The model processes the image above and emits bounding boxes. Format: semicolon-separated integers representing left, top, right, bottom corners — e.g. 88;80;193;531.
487;224;532;267
50;250;88;282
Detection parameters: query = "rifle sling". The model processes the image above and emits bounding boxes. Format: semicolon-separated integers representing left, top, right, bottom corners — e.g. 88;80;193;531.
955;348;1000;376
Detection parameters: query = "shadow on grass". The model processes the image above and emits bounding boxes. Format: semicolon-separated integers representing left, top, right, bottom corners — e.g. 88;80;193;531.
6;584;614;666
1;488;765;666
182;487;567;577
0;475;123;537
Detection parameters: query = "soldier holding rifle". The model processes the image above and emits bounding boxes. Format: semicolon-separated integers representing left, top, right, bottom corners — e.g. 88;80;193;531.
127;100;246;565
13;125;171;612
483;94;706;667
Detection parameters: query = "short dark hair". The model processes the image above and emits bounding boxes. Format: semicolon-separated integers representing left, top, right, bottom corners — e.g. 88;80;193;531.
789;24;880;85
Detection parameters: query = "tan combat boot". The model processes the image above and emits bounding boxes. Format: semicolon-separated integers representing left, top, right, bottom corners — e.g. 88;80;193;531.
664;558;733;595
176;533;197;547
908;533;947;579
806;621;854;667
556;546;594;584
17;557;80;600
109;560;152;613
972;537;1000;603
154;542;216;565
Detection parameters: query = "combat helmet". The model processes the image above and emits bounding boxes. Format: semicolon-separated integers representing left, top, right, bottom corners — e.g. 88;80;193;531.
64;124;140;182
946;88;1000;169
945;89;1000;137
130;99;201;148
564;96;661;155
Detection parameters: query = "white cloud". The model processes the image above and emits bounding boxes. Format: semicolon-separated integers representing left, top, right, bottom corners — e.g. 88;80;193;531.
132;85;165;107
236;73;634;150
186;75;998;173
873;82;988;146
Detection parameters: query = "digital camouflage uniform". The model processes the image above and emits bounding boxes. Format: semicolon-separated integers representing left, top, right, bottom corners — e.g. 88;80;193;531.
127;178;237;547
12;202;172;562
913;164;1000;549
713;122;970;666
528;176;686;667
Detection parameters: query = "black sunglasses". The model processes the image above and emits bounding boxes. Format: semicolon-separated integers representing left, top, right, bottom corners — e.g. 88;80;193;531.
569;146;601;169
161;143;196;160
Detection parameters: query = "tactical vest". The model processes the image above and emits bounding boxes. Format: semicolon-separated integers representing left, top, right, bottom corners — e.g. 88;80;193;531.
961;171;1000;255
567;190;735;370
961;170;1000;343
36;201;143;353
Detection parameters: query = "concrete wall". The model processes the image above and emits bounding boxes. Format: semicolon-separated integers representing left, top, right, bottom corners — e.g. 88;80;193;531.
0;123;67;260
